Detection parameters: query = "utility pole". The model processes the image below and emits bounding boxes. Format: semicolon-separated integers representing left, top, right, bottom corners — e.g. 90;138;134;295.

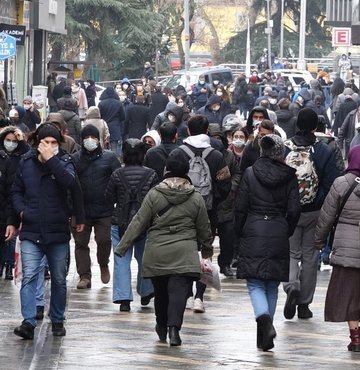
280;0;284;61
265;0;272;69
184;0;190;85
297;0;307;70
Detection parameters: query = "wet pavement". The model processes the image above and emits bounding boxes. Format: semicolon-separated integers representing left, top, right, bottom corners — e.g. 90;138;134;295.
1;237;360;369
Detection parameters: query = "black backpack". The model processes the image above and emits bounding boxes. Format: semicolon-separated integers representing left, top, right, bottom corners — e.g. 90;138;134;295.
117;170;153;237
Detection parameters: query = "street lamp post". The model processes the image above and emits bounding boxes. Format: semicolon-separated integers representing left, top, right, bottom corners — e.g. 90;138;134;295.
280;0;284;61
297;0;307;70
184;0;190;85
266;0;272;69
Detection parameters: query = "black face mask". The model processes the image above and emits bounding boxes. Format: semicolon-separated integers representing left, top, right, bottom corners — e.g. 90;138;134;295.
144;143;152;153
10;118;19;124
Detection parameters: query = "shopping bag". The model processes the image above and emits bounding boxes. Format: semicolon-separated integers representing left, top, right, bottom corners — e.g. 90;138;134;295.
199;258;221;291
14;234;22;285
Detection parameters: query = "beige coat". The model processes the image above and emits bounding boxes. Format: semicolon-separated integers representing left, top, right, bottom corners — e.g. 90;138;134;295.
315;173;360;268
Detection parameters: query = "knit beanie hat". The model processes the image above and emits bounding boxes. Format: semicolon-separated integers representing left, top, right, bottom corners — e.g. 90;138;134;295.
81;124;100;140
260;134;285;161
166;151;190;177
37;123;62;143
23;95;33;103
297;108;318;131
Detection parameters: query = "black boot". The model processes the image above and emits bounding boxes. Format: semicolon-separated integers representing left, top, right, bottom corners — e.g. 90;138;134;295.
5;265;13;280
155;324;167;342
256;322;263;349
168;326;182;346
14;321;35;340
256;314;277;351
0;263;4;278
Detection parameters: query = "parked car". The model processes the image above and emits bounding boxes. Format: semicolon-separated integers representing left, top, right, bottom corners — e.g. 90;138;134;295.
271;69;313;91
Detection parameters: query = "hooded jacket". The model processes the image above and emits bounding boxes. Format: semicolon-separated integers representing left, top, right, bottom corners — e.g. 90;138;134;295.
235;157;301;281
98;87;125;141
114;176;213;277
58;109;82;144
124;99;150;139
196;95;226;126
245;106;270;136
83;106;110;148
166;105;188;144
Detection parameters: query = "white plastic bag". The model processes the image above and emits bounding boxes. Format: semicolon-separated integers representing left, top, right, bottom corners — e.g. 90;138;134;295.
14;234;22;285
199;258;221;291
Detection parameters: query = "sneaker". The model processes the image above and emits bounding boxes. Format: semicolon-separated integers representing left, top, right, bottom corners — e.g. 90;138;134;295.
100;265;110;284
120;300;131;312
193;298;205;313
36;306;44;320
186;296;194;310
297;304;313;319
52;322;66;336
141;293;154;306
283;287;299;320
76;278;91;289
14;321;35;340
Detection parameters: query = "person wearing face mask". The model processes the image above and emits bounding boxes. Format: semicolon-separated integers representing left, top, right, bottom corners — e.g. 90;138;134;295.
83;106;110;149
71;82;88;120
210;78;221;94
215;85;231;117
197;95;227;126
12;124;76;339
0;126;30;280
191;75;211;111
164;105;188;144
9;108;30;136
245;106;270;137
141;130;161;153
22;96;41;132
71;125;121;290
228;127;249;167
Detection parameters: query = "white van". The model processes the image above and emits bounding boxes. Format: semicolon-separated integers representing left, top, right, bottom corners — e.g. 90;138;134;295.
272;69;313;91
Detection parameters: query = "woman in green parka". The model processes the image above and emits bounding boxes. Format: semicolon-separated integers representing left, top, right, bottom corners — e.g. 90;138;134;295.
115;151;213;347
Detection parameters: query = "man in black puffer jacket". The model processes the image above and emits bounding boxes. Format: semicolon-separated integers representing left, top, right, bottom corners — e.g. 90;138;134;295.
72;125;121;289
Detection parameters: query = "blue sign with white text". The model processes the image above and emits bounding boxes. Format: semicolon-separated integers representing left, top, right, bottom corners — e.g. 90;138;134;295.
0;32;17;60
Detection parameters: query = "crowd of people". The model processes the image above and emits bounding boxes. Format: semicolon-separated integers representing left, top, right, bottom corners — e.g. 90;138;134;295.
0;61;360;352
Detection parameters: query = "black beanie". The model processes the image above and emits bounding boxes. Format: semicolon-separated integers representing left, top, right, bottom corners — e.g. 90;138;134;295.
166;152;189;177
81;124;100;140
297;108;318;132
37;123;62;143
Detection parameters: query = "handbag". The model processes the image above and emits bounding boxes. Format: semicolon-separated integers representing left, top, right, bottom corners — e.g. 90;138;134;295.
328;176;360;248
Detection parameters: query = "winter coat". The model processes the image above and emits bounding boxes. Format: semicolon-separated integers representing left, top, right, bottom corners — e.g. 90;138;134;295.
57;96;78;113
144;142;179;181
234;157;301;281
72;146;121;219
315;173;360;268
105;164;158;227
333;98;358;136
289;131;340;212
312;103;331;129
23;109;41;132
83;107;110;148
124;103;150;139
276;109;297;139
191;82;211;107
114;176;213;278
58;109;82;144
338;108;358;159
149;92;168;125
166;105;189;144
12;149;75;244
98;87;125;141
233;78;248;104
196;96;226;126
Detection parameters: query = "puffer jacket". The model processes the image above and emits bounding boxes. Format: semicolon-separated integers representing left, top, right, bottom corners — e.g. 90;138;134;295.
12;149;75;244
114;176;213;277
58;109;82;144
234;157;301;281
315;173;360;268
72;146;121;219
105;164;158;226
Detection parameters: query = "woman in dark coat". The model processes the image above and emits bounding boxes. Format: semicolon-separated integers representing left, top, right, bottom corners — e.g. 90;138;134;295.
234;134;301;352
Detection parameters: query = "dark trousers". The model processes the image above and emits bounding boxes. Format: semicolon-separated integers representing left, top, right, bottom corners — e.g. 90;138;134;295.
0;224;6;268
73;217;112;280
151;275;193;329
217;220;235;268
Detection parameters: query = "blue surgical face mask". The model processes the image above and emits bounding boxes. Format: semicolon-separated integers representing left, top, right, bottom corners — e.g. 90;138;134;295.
83;137;98;151
4;140;18;152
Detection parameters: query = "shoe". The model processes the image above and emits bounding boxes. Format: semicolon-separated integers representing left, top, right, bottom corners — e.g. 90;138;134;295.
5;265;13;280
169;326;182;346
14;321;35;340
155;324;167;342
76;278;91;289
297;304;313;319
119;300;131;312
186;296;194;310
141;293;155;306
256;321;263;349
52;322;66;336
0;263;4;277
44;269;50;280
36;306;44;320
193;298;205;313
256;314;276;352
283;287;299;320
348;328;360;352
220;265;234;277
231;259;238;268
100;265;110;284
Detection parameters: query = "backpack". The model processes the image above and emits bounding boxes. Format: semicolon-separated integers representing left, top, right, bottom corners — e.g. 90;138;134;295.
179;145;214;210
117;170;153;236
284;140;319;205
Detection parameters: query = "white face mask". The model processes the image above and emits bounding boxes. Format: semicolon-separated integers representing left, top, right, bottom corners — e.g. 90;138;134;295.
53;145;59;156
253;120;262;127
122;84;129;90
269;98;277;105
115;86;122;93
71;87;79;93
199;80;205;85
83;138;98;151
177;102;184;108
23;104;31;110
4;140;18;152
213;80;219;85
168;114;176;123
229;87;235;93
232;139;245;148
216;91;223;97
119;96;126;102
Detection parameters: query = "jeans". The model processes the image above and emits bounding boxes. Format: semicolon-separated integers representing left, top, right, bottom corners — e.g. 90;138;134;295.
36;256;47;308
110;140;123;158
247;278;280;320
20;240;68;327
111;225;153;302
